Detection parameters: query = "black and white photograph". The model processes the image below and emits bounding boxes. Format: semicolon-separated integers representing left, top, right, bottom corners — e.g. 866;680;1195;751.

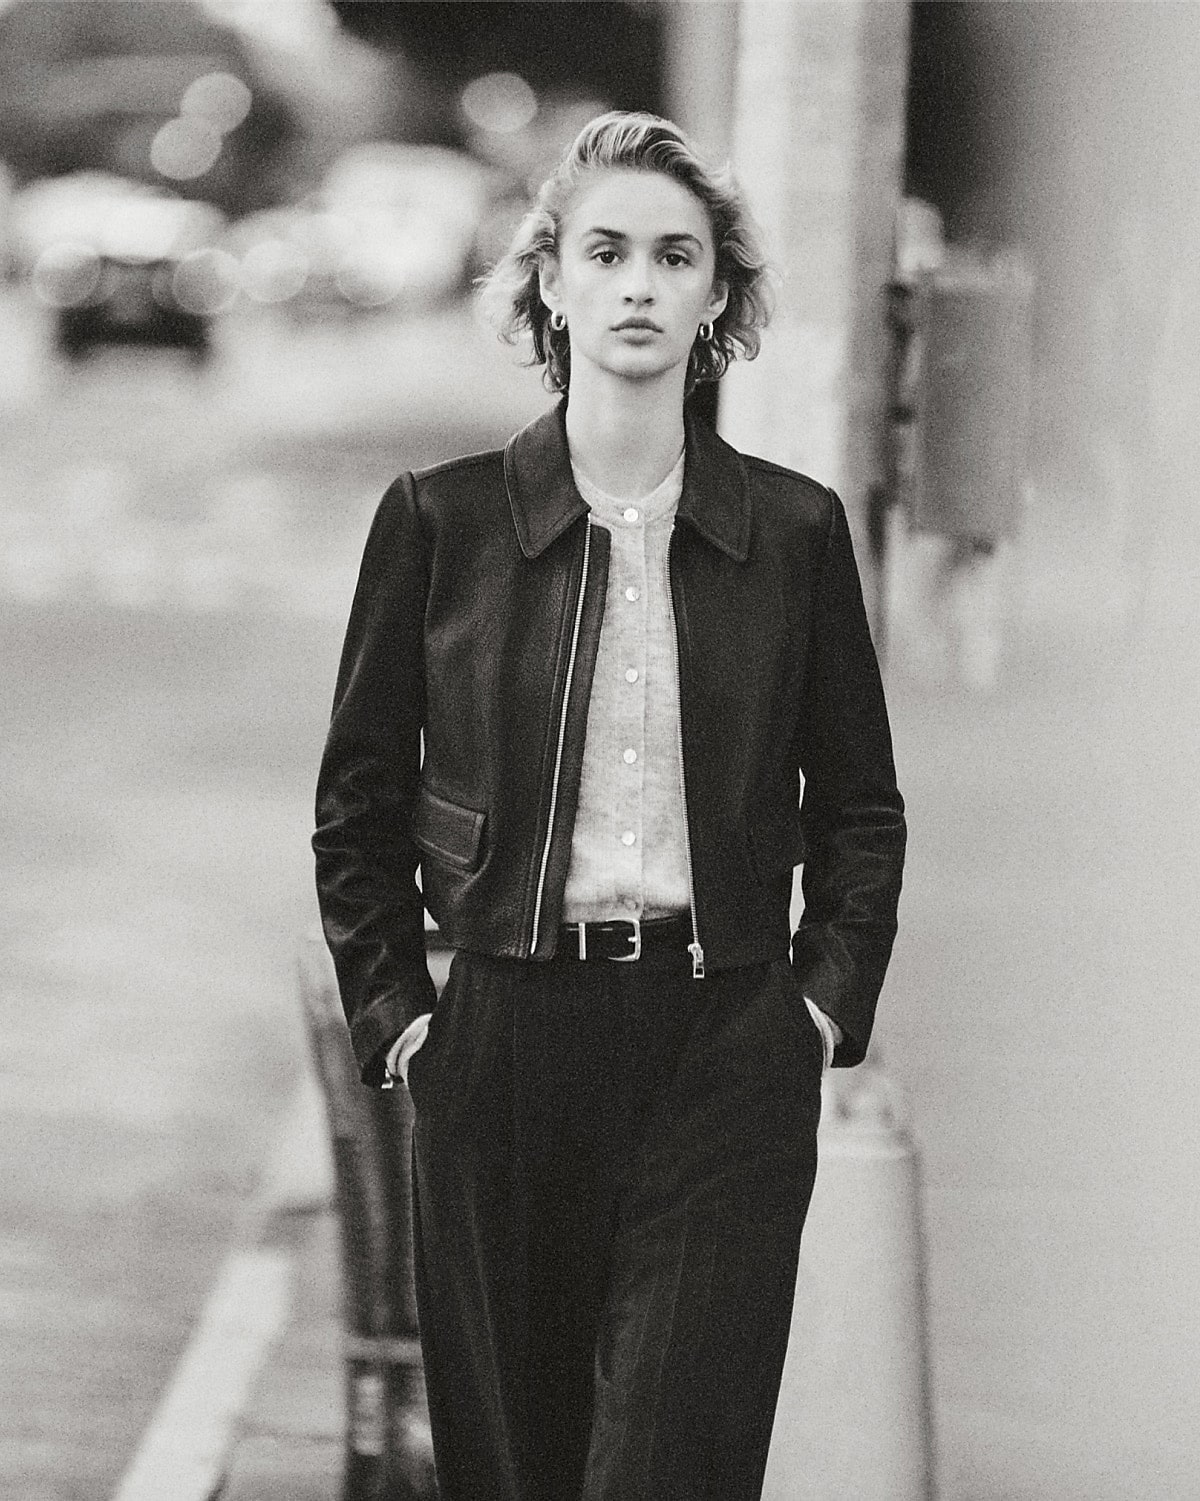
1;3;1197;1500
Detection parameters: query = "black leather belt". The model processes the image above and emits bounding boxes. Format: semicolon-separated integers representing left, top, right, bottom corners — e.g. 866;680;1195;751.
557;913;692;962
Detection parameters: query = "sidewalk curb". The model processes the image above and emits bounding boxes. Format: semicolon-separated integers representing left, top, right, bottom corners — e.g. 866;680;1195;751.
109;1079;335;1501
111;1242;293;1501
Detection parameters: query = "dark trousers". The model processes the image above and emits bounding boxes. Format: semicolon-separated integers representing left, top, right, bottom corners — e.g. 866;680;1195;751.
407;947;824;1501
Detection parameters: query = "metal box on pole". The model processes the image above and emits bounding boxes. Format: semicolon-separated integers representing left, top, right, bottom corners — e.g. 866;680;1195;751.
909;259;1034;543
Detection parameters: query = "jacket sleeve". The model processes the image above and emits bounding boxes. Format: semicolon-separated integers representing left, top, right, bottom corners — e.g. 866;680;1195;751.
313;474;437;1085
793;488;906;1066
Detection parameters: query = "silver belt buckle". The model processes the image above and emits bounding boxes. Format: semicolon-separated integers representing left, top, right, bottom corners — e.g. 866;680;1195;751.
610;917;641;962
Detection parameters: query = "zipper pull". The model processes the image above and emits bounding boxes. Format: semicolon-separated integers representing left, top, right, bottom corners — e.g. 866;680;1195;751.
689;941;706;980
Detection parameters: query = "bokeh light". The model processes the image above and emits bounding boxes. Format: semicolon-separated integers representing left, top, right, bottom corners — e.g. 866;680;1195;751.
181;72;253;135
460;72;538;135
150;117;223;181
31;242;102;308
172;248;241;315
334;252;403;309
240;239;309;303
293;210;356;268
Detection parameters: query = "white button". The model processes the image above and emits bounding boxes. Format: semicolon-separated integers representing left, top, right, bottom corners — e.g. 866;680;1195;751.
624;586;640;602
622;895;639;912
620;830;636;846
625;667;639;683
622;748;637;764
623;506;639;523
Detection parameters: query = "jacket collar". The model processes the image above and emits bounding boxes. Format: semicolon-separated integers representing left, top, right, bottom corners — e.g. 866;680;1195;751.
504;398;751;562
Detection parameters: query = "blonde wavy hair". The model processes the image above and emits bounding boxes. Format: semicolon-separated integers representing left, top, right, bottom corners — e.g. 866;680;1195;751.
478;111;773;394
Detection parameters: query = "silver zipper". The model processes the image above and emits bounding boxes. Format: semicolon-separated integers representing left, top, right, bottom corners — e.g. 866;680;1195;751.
529;517;592;956
665;533;705;979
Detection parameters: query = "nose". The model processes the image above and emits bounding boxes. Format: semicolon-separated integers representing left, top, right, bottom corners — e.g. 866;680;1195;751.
621;253;656;304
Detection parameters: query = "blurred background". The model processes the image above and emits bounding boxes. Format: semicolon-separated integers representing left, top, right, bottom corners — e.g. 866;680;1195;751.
0;3;1197;1499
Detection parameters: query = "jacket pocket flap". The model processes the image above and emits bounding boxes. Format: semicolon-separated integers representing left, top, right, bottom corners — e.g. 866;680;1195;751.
748;809;806;879
412;786;485;872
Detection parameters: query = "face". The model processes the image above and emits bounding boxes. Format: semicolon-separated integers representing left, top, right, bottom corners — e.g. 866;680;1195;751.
539;168;728;389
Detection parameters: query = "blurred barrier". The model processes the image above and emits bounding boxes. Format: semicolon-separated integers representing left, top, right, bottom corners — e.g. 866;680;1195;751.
297;931;446;1501
763;1067;936;1501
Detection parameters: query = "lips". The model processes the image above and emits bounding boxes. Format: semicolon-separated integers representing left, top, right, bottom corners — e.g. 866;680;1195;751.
613;319;661;332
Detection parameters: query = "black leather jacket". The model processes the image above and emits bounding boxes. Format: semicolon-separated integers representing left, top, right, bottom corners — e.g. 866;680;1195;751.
314;401;905;1084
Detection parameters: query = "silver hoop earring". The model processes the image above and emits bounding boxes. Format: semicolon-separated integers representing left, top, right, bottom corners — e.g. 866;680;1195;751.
549;311;567;332
698;321;714;343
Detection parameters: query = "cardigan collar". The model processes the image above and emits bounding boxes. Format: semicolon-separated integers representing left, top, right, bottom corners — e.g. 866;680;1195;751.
503;398;751;562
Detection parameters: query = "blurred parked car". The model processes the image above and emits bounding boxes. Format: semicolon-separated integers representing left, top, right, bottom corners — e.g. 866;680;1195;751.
10;172;235;361
224;143;514;319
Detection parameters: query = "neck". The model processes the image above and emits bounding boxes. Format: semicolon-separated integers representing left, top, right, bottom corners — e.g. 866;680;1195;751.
564;362;686;501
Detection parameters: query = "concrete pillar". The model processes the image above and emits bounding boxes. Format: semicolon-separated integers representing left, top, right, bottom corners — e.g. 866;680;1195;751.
720;0;910;531
721;18;931;1492
660;0;741;162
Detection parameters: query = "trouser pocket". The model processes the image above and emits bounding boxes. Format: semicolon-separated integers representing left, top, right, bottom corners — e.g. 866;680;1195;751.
770;957;828;1073
406;951;514;1128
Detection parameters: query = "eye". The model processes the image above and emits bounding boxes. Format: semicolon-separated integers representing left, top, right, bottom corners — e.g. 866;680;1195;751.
662;251;692;268
591;247;619;265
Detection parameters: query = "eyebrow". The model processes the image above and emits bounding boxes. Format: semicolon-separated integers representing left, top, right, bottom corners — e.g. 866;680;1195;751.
583;227;704;250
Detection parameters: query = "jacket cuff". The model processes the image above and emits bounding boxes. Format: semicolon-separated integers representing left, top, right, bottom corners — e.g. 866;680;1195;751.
791;956;872;1068
348;971;437;1087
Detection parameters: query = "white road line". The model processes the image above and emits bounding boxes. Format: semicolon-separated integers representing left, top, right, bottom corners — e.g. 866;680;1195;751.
110;1246;292;1501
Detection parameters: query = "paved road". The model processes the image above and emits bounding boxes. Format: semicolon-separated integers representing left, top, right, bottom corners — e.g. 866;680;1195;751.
0;292;544;1500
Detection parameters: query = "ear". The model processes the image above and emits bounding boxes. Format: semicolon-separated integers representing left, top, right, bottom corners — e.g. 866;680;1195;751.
538;258;563;316
706;278;729;323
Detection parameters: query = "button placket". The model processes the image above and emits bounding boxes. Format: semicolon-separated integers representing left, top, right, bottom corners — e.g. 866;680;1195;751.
561;456;688;927
613;522;648;913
